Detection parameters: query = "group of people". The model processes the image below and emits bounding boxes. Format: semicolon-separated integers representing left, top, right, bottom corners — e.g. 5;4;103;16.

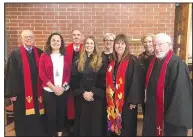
5;29;192;136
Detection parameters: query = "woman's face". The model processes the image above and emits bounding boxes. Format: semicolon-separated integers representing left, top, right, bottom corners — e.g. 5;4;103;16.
85;38;95;54
114;40;126;56
50;35;61;50
143;36;153;52
104;35;114;49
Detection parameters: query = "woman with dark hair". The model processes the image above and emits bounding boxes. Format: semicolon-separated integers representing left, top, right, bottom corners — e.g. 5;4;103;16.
39;32;71;136
72;36;107;136
106;34;144;136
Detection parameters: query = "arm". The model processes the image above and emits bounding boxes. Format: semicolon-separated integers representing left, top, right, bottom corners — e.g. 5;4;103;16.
91;57;108;98
63;53;72;85
165;60;192;129
5;51;21;98
39;53;55;89
71;62;85;96
127;57;145;105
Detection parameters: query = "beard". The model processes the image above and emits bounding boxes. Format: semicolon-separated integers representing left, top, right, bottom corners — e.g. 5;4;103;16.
155;51;167;59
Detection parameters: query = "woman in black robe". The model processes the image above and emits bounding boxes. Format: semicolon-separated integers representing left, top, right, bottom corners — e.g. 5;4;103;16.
72;36;107;136
106;34;145;136
102;33;116;64
138;33;155;117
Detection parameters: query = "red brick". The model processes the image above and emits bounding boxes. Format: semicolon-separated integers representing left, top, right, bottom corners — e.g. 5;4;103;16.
5;3;175;55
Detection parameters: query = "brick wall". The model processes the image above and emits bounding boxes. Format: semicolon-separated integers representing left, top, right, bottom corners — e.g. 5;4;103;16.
5;3;175;56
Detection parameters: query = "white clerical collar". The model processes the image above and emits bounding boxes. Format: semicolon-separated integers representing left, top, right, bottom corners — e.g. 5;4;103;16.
24;45;32;51
73;45;80;51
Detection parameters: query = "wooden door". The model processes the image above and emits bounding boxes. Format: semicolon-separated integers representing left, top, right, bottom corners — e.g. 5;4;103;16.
174;3;192;64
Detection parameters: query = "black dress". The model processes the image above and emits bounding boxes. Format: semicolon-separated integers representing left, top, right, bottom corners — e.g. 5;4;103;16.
138;51;154;116
72;55;107;136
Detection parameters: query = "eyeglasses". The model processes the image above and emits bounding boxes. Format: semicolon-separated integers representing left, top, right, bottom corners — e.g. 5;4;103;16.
153;42;170;47
22;36;34;40
105;39;114;42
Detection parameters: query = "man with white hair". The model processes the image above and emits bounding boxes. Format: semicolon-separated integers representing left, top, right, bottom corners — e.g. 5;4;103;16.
143;33;192;136
5;30;47;136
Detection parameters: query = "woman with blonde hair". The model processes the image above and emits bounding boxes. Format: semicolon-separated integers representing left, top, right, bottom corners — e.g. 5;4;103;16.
139;33;155;71
72;36;108;136
106;34;144;136
138;33;155;117
102;33;116;64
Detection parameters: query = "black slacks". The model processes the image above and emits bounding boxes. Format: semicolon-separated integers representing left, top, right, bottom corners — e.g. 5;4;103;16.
43;90;68;136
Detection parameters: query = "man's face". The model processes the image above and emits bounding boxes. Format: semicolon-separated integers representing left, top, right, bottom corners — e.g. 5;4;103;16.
72;30;82;44
21;30;35;46
153;36;171;58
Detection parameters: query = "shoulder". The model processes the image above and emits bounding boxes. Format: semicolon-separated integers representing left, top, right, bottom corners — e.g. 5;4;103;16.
66;43;73;49
129;54;139;63
168;54;185;68
138;52;143;57
40;52;49;59
9;48;21;58
101;52;107;60
167;54;190;77
34;46;43;55
138;51;145;58
64;52;71;60
129;54;144;69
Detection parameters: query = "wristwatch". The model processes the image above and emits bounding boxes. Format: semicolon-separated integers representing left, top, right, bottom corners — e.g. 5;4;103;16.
62;83;70;91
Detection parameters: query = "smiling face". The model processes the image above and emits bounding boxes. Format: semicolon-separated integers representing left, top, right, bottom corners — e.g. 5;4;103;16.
21;30;35;46
85;38;95;55
143;36;154;53
104;35;114;50
50;35;61;51
72;30;82;45
153;34;171;58
114;40;126;57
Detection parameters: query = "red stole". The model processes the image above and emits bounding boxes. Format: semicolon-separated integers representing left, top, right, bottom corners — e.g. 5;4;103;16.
145;50;173;136
66;43;83;63
20;46;44;115
106;59;129;135
66;43;83;119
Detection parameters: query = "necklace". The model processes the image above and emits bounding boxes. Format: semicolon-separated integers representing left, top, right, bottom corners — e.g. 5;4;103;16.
55;69;59;77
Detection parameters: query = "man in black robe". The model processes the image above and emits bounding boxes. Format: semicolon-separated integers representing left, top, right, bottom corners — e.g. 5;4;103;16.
5;30;47;136
143;33;192;136
66;29;83;136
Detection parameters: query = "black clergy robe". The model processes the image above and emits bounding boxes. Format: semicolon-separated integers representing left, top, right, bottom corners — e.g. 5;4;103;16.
69;50;82;136
138;52;154;116
102;52;113;65
72;55;107;136
143;54;192;136
107;55;145;136
5;47;47;136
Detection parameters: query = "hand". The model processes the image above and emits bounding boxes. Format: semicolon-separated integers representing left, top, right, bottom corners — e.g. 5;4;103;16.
53;86;64;96
88;91;94;101
83;91;93;101
57;87;65;96
129;104;136;110
10;97;17;102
